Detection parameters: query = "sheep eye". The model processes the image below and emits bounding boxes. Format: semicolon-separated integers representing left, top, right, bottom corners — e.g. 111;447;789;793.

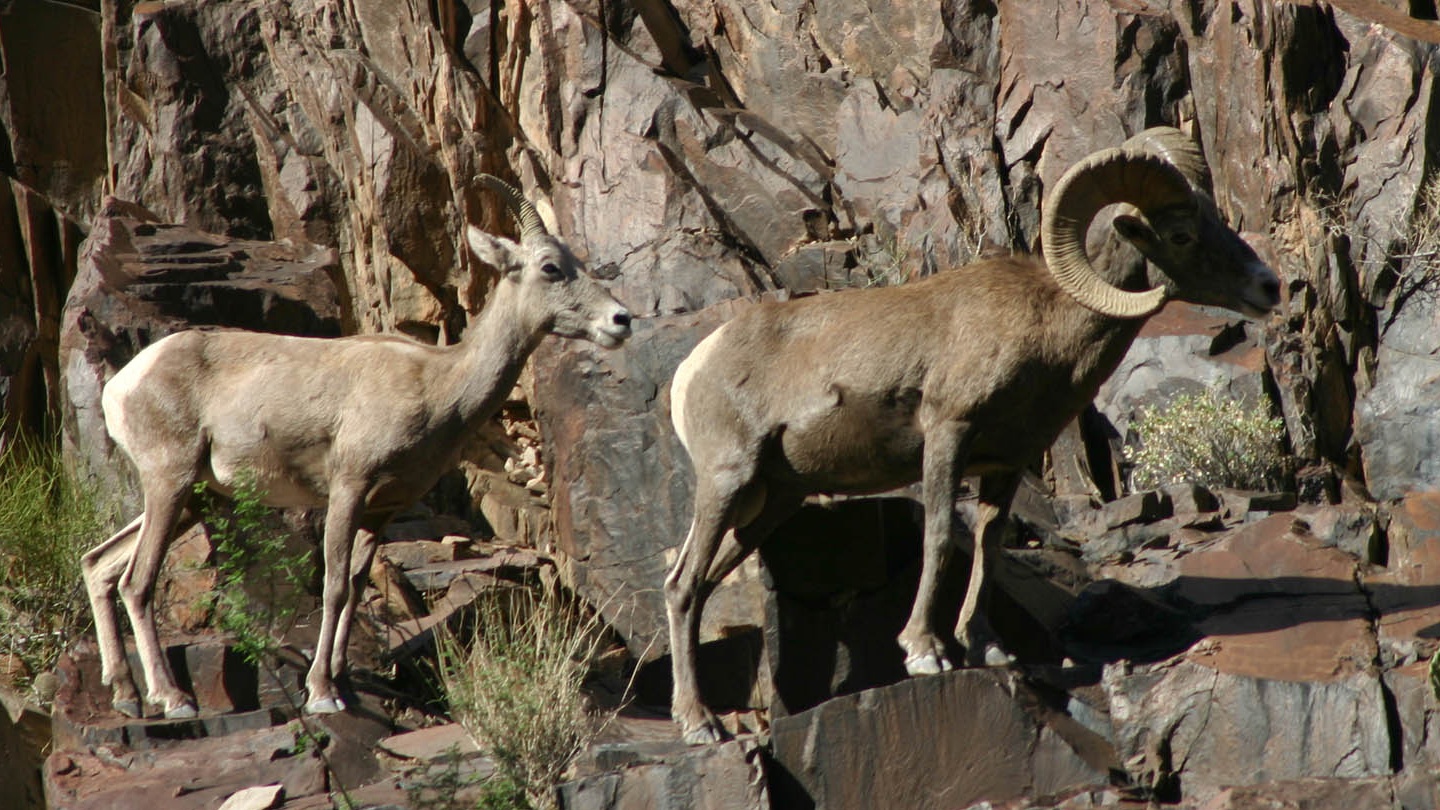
541;262;564;278
1170;232;1194;248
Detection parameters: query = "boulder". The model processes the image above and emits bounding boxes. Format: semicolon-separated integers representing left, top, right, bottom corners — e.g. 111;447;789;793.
0;694;46;810
1103;657;1392;804
768;669;1112;810
559;736;768;810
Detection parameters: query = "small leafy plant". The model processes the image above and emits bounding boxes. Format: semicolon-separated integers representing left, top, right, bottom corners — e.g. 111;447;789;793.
0;429;112;688
1127;390;1287;492
437;586;611;810
194;470;311;664
193;472;355;807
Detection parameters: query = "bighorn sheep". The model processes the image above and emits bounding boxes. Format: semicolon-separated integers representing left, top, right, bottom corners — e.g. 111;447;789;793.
83;176;632;719
665;128;1281;743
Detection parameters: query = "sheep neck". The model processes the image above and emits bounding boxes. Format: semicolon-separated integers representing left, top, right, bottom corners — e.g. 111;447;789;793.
1067;235;1154;392
438;280;541;425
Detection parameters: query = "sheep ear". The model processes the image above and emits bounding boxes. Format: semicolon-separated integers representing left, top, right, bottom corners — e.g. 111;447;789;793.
466;225;524;278
1113;214;1159;252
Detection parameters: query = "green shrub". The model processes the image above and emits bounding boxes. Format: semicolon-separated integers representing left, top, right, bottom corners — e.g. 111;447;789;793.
193;470;310;665
1127;390;1286;492
437;586;609;810
0;431;112;686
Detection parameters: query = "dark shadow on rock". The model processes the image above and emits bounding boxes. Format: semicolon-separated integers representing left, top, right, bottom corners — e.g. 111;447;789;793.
634;628;765;714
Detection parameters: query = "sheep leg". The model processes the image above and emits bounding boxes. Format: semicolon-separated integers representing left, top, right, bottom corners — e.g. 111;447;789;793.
82;516;144;716
955;472;1020;667
703;490;802;585
305;481;367;715
898;421;973;676
117;484;200;718
666;472;767;745
328;517;390;681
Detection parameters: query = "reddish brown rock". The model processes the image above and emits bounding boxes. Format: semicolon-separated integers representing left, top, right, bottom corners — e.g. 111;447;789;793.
1363;493;1440;667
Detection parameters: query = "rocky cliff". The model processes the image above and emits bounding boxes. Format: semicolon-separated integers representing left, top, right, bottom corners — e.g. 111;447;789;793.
4;0;1440;808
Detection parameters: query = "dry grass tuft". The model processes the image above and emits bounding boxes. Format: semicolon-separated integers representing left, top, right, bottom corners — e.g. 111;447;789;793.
437;585;611;810
0;431;112;693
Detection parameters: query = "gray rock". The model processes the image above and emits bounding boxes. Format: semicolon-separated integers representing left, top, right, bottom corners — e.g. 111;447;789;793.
535;303;769;661
1103;658;1392;803
769;669;1111;810
558;737;768;810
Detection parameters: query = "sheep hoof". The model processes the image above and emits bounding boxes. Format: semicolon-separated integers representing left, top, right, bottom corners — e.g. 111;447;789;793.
682;722;728;746
164;702;199;720
981;644;1016;668
112;698;142;718
903;652;953;676
305;696;346;715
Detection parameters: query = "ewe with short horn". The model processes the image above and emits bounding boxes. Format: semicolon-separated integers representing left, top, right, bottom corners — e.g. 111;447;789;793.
84;175;631;719
664;127;1280;744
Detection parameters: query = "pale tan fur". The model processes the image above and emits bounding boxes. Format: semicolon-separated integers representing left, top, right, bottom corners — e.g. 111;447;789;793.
85;222;631;719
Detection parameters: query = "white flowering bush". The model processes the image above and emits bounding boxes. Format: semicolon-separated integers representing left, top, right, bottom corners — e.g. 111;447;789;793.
1127;390;1287;492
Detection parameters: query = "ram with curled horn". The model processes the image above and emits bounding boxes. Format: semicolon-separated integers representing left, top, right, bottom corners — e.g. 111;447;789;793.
663;127;1281;744
83;174;632;720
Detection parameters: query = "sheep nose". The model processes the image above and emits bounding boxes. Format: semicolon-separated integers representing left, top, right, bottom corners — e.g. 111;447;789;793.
613;311;632;329
1260;276;1281;305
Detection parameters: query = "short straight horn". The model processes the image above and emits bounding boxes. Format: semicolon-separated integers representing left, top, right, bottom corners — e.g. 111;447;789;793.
479;174;549;240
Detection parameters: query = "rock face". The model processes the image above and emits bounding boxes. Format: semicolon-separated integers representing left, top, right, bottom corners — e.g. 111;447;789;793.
4;0;1440;808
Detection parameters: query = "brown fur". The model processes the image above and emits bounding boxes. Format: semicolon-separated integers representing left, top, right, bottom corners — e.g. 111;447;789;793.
664;203;1279;743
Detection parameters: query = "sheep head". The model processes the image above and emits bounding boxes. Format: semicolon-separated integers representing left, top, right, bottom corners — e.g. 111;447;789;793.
467;175;632;348
1041;127;1280;320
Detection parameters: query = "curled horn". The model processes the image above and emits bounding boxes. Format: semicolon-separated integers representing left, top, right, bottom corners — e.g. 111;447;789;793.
478;174;549;240
1121;127;1211;191
1040;145;1197;319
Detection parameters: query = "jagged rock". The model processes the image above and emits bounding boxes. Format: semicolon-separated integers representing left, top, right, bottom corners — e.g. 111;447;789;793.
1198;777;1403;810
1215;488;1299;520
376;724;493;808
45;723;327;810
1156;515;1378;682
1294;503;1384;564
761;497;1083;716
768;669;1112;810
1161;484;1221;517
1060;580;1198;665
1093;304;1274;449
1363;493;1440;667
1381;662;1440;808
50;640;307;753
